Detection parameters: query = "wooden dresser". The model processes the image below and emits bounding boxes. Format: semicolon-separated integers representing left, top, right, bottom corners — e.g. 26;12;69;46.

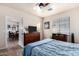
52;33;67;42
24;32;40;46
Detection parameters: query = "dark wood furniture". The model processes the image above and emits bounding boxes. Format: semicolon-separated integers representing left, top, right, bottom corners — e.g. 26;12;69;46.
52;33;67;42
8;31;19;41
71;33;74;43
24;32;40;46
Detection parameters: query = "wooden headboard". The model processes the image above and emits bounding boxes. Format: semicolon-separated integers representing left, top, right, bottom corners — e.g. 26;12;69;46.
52;33;67;42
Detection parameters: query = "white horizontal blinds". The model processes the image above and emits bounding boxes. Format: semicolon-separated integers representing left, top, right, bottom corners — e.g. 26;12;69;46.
52;16;70;35
52;18;60;33
59;16;70;35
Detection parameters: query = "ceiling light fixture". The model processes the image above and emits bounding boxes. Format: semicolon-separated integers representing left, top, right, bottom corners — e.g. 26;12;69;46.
33;3;49;12
33;5;42;13
33;3;54;13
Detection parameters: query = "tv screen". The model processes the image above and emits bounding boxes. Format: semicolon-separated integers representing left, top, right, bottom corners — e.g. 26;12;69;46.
28;26;37;33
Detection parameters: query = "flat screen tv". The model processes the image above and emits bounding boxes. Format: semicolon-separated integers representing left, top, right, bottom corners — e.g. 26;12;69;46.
28;26;37;33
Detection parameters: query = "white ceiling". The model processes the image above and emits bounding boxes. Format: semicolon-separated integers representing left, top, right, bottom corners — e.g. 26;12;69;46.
0;3;79;17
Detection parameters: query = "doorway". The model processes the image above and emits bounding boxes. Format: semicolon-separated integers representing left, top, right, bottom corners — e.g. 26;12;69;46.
5;16;24;49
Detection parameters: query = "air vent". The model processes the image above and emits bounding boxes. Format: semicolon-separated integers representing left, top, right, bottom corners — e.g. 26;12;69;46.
48;8;53;11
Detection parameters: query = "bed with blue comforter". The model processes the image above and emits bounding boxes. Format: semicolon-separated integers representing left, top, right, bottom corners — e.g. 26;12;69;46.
23;39;79;56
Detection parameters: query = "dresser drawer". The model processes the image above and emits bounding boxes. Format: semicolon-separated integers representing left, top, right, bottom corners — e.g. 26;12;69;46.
24;32;40;45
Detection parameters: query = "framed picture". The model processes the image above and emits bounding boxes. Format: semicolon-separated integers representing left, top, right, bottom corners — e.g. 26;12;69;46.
44;21;50;29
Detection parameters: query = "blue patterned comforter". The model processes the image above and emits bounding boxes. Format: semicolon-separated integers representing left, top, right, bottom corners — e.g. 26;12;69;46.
23;39;79;56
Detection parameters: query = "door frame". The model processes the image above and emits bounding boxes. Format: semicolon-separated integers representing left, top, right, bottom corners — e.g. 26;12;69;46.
5;16;24;48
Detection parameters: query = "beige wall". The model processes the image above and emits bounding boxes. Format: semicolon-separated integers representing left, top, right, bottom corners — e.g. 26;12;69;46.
0;5;41;49
44;7;79;43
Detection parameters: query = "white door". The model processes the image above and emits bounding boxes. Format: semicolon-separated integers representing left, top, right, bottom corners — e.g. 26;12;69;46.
18;17;24;48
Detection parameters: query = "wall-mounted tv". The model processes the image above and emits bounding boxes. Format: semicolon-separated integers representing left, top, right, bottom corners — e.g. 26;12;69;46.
28;26;37;33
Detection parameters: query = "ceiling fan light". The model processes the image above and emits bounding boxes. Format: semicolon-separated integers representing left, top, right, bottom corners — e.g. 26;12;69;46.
50;4;56;10
33;5;42;14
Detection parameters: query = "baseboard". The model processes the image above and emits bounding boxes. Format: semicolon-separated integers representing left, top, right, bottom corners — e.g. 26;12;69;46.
0;47;7;50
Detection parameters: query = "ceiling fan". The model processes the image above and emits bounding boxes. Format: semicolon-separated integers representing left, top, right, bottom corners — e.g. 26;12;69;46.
38;3;50;8
33;3;53;13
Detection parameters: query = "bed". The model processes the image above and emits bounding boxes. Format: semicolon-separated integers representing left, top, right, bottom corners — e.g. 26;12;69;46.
23;39;79;56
